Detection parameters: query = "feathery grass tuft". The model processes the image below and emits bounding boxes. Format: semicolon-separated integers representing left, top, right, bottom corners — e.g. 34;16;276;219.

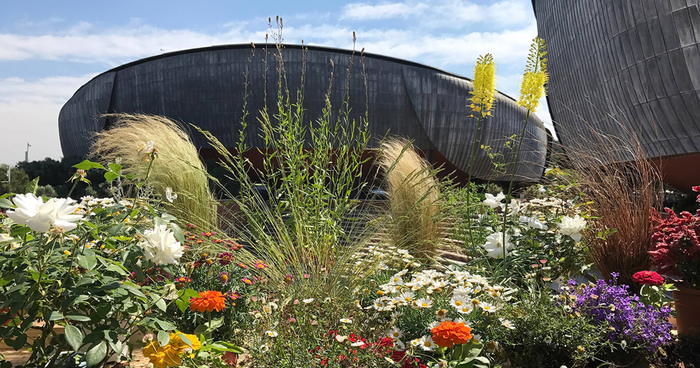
377;137;445;259
91;114;217;229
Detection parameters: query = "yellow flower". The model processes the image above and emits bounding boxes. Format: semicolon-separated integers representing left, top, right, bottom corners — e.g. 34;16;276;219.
518;38;548;112
470;54;496;117
63;250;71;256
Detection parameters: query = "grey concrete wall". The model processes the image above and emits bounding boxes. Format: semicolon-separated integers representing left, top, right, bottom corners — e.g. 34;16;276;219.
58;44;548;182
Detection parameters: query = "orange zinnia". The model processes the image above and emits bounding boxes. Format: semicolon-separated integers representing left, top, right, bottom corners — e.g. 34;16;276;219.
189;290;226;312
431;321;473;348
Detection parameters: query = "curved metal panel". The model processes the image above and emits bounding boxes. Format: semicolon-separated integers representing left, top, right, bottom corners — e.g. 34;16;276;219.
58;44;548;182
534;0;700;161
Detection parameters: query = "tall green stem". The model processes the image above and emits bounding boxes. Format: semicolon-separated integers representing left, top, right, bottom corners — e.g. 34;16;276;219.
66;179;80;198
501;110;531;263
465;113;484;249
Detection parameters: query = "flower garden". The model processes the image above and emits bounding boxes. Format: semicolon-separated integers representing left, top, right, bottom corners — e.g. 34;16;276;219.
1;38;700;368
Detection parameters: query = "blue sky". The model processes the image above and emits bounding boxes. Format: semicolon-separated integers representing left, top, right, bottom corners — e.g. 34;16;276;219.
0;0;550;166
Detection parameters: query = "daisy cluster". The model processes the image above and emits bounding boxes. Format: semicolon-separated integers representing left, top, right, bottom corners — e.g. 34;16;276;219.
362;266;514;351
73;196;137;216
348;245;420;274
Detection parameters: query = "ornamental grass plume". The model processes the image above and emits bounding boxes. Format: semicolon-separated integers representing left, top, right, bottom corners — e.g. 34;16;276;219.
431;321;473;348
377;137;446;259
189;290;226;312
562;116;662;289
91;114;217;230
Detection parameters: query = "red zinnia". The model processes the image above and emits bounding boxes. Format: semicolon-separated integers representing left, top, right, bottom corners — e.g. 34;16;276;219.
189;290;226;312
632;270;664;286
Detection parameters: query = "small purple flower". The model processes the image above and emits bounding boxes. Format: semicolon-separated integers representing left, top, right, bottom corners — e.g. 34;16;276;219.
562;276;672;351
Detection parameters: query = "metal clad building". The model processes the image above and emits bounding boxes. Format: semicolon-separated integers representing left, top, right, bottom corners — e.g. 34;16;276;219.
59;44;548;182
533;0;700;191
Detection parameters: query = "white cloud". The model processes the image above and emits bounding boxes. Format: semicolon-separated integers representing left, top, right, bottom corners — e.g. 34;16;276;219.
0;75;94;165
0;24;265;65
341;2;430;20
341;0;532;28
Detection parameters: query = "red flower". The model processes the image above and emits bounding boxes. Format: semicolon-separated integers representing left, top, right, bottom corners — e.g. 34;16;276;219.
221;352;238;367
632;270;664;286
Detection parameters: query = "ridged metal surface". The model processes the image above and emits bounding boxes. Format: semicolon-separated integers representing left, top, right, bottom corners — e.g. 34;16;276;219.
534;0;700;160
59;44;548;182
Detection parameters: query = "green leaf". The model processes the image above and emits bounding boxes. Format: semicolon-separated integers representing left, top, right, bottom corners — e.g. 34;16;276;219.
85;341;107;367
73;160;106;171
155;319;176;331
65;314;92;322
11;334;27;351
108;163;122;174
10;226;30;237
153;217;166;227
77;254;97;271
170;222;184;243
176;298;188;313
209;342;243;353
121;284;147;299
46;311;64;321
193;324;208;335
153;296;167;312
64;324;83;352
25;177;39;195
0;198;12;209
157;330;170;347
106;263;128;276
104;172;119;182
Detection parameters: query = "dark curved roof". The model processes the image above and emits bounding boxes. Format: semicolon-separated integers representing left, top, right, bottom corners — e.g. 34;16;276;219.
59;43;548;182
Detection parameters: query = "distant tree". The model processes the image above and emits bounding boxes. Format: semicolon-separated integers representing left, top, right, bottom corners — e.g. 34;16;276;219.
0;164;30;196
15;156;108;199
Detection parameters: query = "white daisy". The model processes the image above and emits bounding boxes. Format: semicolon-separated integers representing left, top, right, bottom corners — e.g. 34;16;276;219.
340;318;352;324
265;330;278;337
419;336;436;351
413;297;433;309
500;318;515;330
480;302;499;313
386;327;403;340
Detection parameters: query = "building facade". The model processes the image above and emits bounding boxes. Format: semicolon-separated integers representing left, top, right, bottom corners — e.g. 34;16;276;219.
59;44;549;182
534;0;700;191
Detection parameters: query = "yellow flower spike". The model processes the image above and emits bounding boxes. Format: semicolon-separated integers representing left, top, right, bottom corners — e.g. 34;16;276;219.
518;37;548;113
470;53;496;117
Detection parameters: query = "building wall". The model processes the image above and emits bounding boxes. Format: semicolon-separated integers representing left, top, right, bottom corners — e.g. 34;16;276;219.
534;0;700;190
59;44;548;182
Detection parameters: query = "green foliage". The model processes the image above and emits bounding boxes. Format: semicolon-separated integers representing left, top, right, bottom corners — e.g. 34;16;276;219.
0;201;171;367
0;165;29;196
488;288;609;368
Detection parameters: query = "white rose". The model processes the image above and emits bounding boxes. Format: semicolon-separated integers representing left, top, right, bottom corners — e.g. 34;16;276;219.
6;193;82;232
559;215;587;242
483;231;514;259
482;192;506;209
139;225;184;265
